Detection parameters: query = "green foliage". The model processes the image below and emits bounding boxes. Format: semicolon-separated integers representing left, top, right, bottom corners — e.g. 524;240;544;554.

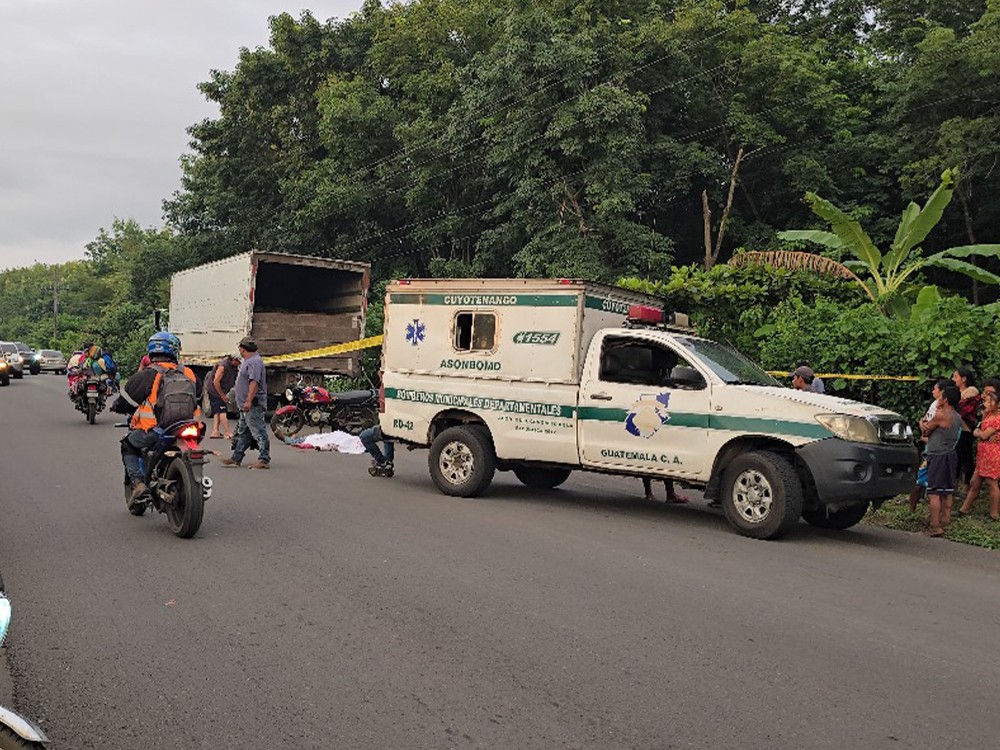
752;294;1000;423
0;221;189;377
619;263;860;353
779;170;1000;313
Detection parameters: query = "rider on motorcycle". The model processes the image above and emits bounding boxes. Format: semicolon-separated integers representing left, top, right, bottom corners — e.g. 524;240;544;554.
112;332;202;502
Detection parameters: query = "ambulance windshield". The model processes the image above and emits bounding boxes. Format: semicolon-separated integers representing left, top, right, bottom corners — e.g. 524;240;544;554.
674;337;780;386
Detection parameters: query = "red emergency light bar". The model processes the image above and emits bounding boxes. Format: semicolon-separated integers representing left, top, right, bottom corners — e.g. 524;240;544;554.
628;305;665;324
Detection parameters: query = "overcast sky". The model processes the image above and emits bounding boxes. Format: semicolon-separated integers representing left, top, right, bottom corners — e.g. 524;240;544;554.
0;0;364;271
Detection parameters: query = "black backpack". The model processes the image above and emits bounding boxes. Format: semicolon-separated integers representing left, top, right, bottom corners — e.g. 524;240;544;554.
152;364;197;427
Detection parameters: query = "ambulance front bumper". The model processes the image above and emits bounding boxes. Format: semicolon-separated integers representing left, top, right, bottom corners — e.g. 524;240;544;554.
797;439;919;508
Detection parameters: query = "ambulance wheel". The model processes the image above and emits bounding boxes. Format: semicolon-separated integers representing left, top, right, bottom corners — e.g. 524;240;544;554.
801;501;870;530
512;466;572;490
429;425;496;497
28;362;41;375
0;373;8;387
720;450;803;539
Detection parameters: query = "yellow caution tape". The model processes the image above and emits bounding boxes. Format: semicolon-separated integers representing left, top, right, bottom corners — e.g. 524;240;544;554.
768;371;920;383
262;335;384;365
262;339;922;383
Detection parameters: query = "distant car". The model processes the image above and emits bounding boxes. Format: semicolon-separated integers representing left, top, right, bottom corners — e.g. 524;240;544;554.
36;349;68;374
0;342;24;379
13;341;40;374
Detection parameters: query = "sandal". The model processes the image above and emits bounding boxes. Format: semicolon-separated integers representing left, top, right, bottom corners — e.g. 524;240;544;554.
924;526;945;537
224;433;234;440
667;496;689;504
955;509;971;517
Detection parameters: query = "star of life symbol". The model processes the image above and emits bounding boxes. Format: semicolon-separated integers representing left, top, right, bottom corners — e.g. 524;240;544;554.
405;319;426;346
625;392;671;438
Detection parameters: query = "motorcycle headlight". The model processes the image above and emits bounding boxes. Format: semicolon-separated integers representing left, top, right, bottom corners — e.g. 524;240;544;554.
815;414;880;444
285;388;294;401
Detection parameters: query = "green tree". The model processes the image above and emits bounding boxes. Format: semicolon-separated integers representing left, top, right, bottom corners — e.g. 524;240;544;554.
773;169;1000;314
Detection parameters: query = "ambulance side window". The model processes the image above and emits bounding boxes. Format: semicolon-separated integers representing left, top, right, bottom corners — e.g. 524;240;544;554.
454;312;497;352
600;338;704;389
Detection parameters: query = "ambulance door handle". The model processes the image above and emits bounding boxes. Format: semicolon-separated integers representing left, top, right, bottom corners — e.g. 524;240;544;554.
590;393;613;401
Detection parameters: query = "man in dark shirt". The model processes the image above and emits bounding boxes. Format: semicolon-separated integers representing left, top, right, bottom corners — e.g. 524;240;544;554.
207;354;240;439
219;337;271;469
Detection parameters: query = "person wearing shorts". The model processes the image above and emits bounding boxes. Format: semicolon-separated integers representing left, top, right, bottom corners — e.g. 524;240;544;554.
919;384;962;537
207;354;240;439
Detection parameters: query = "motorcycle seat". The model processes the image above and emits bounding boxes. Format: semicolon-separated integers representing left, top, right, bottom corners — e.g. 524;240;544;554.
329;389;376;405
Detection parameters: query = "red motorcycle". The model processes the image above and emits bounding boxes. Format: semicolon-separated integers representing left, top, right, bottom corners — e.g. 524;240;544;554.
269;378;378;437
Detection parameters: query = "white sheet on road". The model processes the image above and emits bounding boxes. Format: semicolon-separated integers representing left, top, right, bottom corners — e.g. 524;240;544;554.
288;430;365;454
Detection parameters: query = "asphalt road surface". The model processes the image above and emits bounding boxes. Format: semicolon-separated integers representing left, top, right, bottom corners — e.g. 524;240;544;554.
2;373;999;750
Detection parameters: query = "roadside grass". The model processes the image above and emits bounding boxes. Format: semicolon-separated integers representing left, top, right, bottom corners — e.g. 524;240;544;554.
864;494;1000;550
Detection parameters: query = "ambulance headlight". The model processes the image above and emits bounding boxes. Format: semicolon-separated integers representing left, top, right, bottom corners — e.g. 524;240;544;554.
815;414;880;444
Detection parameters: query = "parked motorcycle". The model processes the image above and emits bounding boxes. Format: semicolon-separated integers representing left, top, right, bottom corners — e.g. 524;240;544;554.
71;375;109;424
269;379;378;437
0;573;50;749
123;420;214;539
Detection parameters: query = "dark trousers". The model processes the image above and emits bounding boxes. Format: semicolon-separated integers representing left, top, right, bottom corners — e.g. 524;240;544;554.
957;430;975;485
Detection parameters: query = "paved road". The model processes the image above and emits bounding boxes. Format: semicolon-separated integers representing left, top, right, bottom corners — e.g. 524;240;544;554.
1;373;999;749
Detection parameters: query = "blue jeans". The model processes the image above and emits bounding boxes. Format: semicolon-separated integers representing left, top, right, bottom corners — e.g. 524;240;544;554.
122;430;159;483
232;405;271;464
359;425;394;466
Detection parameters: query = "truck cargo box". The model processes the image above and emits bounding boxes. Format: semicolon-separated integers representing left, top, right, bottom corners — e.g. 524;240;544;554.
169;251;370;379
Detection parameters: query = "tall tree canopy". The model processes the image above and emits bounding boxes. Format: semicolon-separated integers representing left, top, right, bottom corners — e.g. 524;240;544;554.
162;0;998;288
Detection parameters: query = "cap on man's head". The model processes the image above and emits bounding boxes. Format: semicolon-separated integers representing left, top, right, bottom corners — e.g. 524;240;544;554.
793;365;815;381
238;336;258;352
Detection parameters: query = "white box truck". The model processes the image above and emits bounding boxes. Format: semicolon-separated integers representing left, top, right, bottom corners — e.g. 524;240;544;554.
169;252;371;402
379;278;918;539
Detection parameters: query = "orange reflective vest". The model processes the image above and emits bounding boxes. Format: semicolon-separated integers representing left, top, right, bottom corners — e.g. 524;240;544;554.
129;362;202;430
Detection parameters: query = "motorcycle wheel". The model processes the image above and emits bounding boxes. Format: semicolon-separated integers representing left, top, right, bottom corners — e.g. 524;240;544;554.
270;408;305;437
87;401;96;424
164;458;204;539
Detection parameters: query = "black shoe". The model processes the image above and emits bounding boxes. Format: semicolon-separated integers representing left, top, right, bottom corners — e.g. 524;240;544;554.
368;461;394;478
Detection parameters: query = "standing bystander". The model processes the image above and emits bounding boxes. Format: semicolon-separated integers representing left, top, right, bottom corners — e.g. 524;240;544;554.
207;353;240;440
953;366;981;488
919;384;962;537
791;365;820;393
797;361;824;394
219;337;271;470
908;378;948;511
956;390;1000;521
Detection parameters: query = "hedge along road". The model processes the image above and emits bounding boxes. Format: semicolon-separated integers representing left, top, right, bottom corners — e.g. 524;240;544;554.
1;374;999;750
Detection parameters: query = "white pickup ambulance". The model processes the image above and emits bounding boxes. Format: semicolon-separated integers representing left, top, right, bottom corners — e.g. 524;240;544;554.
379;279;917;539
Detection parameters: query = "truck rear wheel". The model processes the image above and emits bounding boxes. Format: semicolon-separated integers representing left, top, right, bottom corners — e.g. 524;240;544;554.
512;466;572;490
802;502;870;530
429;425;496;497
721;450;803;539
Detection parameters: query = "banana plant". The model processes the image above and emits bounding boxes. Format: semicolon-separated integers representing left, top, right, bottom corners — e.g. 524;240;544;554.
763;169;1000;316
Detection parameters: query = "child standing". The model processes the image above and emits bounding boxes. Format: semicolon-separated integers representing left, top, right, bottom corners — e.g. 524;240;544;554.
919;384;963;537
